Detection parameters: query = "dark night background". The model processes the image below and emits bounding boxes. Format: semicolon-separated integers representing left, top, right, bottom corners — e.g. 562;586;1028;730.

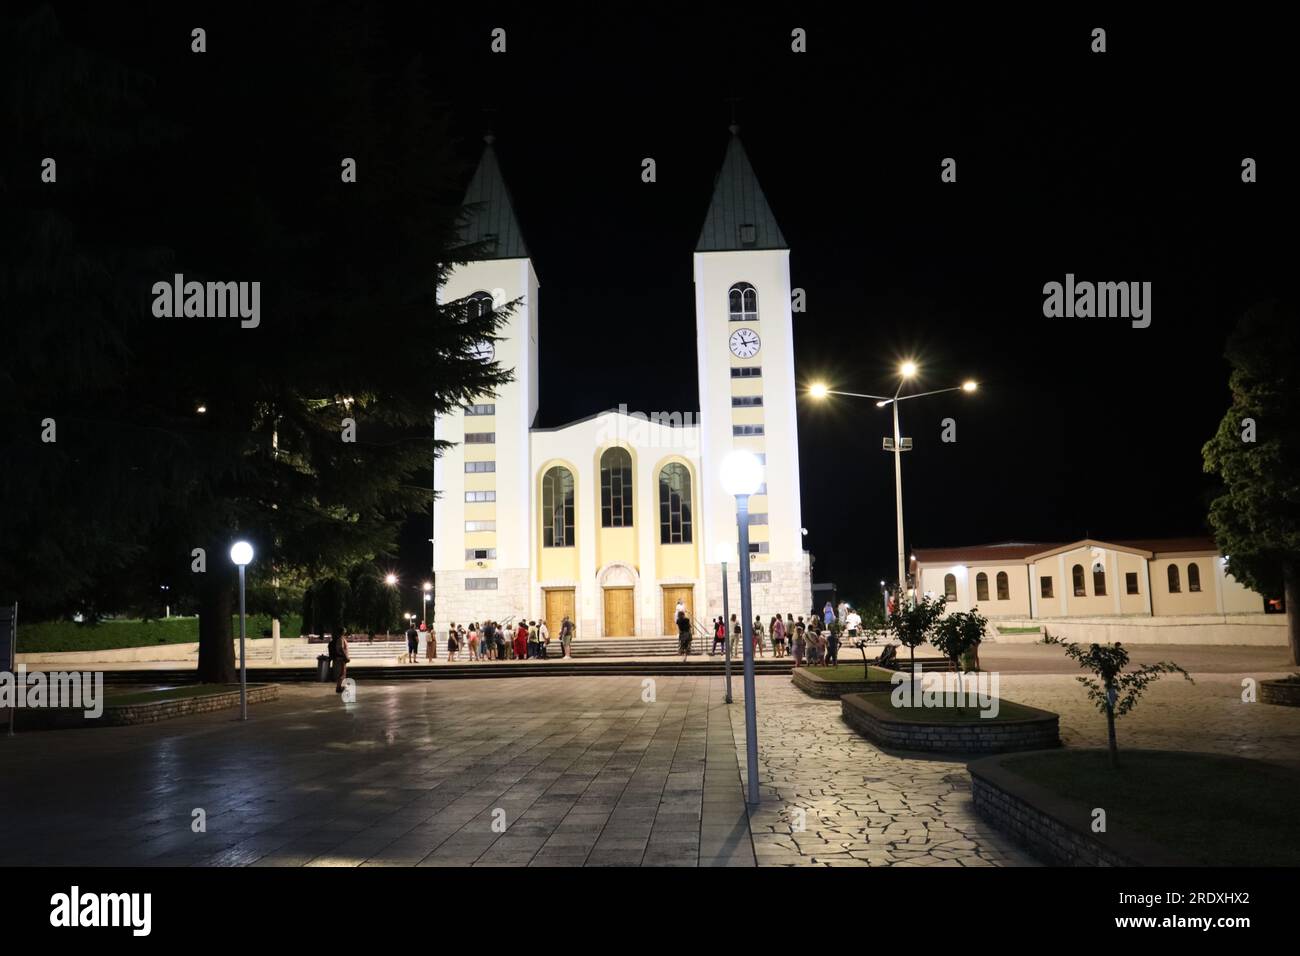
54;4;1293;607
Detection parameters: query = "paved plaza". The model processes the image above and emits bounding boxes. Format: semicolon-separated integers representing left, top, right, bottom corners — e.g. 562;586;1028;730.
0;652;1296;867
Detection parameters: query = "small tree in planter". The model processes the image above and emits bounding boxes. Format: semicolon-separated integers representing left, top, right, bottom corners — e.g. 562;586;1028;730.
886;594;948;676
1044;635;1192;768
931;607;989;713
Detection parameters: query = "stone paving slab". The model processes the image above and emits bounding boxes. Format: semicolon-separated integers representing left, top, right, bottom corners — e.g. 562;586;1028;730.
2;663;1287;866
0;676;754;867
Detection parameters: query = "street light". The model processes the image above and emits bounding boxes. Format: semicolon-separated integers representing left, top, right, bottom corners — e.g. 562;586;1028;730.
807;364;978;602
229;540;254;721
422;581;432;627
720;449;764;806
716;538;735;703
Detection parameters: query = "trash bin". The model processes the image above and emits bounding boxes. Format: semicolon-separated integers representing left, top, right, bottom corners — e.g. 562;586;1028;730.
317;655;332;683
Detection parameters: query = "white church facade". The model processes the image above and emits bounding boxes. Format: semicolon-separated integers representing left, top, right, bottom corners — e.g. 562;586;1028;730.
432;130;812;639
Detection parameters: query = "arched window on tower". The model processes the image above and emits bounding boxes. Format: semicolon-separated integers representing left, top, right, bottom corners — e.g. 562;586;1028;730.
1072;564;1086;597
943;574;958;602
996;571;1010;601
658;463;693;544
466;290;494;318
975;573;989;602
1167;564;1181;593
600;448;633;528
1187;562;1201;592
541;466;575;548
728;282;758;322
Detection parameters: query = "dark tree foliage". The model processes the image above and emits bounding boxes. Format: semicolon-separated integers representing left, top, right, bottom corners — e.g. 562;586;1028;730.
1202;299;1300;665
1;5;509;680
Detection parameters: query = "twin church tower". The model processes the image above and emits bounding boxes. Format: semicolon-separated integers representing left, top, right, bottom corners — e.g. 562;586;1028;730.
432;128;812;639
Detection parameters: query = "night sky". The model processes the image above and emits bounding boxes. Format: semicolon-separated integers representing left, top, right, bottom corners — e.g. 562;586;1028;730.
60;5;1293;605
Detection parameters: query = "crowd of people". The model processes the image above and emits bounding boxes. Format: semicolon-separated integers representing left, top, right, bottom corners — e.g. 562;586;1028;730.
403;616;577;663
675;598;884;668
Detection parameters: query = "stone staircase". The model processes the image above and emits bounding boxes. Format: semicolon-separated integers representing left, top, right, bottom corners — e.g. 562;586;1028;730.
243;639;408;663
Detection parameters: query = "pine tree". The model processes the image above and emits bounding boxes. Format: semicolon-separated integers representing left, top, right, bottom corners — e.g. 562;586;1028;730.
0;7;509;680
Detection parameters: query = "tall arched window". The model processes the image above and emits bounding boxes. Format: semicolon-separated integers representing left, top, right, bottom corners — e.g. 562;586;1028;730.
1072;564;1086;597
1187;562;1201;592
728;282;758;322
975;573;989;602
996;571;1010;600
1167;564;1181;593
600;448;633;528
1092;562;1107;597
943;574;957;602
541;466;574;548
658;463;693;544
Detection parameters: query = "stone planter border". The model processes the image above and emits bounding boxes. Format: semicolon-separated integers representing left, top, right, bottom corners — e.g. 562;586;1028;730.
968;750;1193;866
841;692;1060;754
1260;678;1300;707
791;667;895;698
14;683;280;730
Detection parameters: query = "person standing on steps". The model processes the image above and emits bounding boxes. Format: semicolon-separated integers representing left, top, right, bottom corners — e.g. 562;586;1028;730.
677;610;692;658
560;615;574;658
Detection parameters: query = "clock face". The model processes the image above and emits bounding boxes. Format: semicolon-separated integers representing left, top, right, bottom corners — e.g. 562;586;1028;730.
468;340;495;363
728;328;761;359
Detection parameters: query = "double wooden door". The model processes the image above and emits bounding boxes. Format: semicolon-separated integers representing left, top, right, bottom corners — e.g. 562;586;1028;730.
603;587;635;637
544;588;576;640
661;586;694;635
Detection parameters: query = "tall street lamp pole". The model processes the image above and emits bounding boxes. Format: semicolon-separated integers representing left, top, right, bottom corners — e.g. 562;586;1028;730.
808;367;977;605
719;546;732;704
230;541;254;721
721;450;764;806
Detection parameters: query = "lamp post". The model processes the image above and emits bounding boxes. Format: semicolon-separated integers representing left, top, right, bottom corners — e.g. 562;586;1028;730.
421;581;433;659
717;540;734;704
808;368;977;603
384;574;397;638
721;449;764;806
229;541;254;721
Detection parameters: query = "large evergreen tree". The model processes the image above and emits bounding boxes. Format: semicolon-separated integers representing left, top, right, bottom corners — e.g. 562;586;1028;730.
1202;299;1300;665
1;5;509;680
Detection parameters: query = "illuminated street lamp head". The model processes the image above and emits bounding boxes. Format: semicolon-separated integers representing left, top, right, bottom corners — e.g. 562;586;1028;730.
720;449;764;497
808;382;828;399
962;380;978;392
422;581;432;593
229;541;253;566
900;361;918;378
384;573;397;586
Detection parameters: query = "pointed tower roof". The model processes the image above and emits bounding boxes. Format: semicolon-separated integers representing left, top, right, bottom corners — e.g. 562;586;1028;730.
695;125;787;252
456;134;529;260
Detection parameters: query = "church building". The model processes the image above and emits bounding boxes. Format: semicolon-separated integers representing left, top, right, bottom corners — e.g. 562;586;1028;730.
432;129;812;640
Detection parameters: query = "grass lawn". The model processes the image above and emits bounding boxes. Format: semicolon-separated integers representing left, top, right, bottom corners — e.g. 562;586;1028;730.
1001;750;1300;866
996;625;1042;634
859;693;1045;723
20;615;303;653
105;684;248;706
804;665;896;682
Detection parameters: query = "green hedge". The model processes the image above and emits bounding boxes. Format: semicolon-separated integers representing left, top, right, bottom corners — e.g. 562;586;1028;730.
17;615;304;653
